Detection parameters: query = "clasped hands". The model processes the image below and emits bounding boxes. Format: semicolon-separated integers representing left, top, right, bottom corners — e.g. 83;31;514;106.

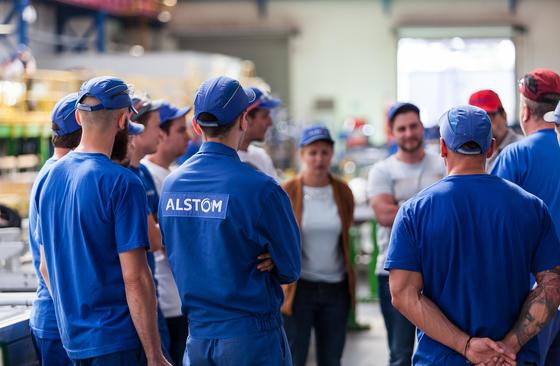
466;337;519;366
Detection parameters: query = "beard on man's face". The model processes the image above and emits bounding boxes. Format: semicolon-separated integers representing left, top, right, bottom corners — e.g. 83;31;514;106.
111;127;129;162
398;136;424;153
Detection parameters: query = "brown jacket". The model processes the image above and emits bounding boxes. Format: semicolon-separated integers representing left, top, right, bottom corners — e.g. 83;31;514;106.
281;174;356;315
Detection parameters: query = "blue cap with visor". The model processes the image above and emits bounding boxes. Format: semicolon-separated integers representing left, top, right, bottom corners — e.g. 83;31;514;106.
439;105;492;155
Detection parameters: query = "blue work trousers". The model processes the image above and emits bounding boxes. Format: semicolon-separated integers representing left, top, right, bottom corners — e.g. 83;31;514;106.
183;327;291;366
72;347;146;366
32;331;72;366
283;278;351;366
378;274;415;366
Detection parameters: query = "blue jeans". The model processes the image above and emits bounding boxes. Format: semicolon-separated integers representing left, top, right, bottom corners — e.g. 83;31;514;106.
183;327;291;366
378;274;415;366
32;332;72;366
283;278;351;366
72;347;146;366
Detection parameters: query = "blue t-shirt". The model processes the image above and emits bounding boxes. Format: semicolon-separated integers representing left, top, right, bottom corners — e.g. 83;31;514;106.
129;163;160;273
159;142;301;338
129;163;159;216
35;152;150;359
491;128;560;234
28;157;59;339
385;174;560;365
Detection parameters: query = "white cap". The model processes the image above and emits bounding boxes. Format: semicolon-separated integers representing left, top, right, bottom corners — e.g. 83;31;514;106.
544;102;560;125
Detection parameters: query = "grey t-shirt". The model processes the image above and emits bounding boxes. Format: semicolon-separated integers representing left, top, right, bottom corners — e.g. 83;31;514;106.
367;151;446;275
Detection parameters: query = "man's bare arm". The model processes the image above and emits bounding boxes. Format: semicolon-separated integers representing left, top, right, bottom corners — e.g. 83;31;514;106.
389;269;516;365
370;194;399;227
120;248;170;366
147;214;163;252
39;244;51;294
502;266;560;353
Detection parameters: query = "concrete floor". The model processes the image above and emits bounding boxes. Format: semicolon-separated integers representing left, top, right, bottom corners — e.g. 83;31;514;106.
305;302;390;366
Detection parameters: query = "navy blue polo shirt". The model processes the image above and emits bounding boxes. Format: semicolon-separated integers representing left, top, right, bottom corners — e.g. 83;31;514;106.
35;152;149;359
385;174;560;365
159;142;301;338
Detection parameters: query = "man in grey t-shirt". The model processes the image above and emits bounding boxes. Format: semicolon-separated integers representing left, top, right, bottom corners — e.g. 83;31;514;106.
367;102;445;366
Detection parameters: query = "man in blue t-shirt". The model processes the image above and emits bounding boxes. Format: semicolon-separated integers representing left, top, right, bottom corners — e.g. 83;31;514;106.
29;93;146;365
28;93;81;366
492;68;560;366
158;76;301;365
36;76;170;365
386;105;560;366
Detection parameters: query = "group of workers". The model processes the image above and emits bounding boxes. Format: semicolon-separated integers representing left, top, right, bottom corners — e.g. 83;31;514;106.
24;66;560;366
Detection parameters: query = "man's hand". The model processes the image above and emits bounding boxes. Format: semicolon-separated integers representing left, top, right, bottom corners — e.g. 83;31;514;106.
466;337;516;366
147;354;172;366
257;252;275;272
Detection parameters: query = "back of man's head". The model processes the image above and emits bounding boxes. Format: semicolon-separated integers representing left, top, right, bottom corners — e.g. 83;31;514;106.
76;76;134;132
440;105;493;165
519;68;560;122
51;93;82;149
193;76;256;140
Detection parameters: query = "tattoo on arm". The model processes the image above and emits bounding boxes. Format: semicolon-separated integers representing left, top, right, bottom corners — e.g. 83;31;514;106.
510;266;560;348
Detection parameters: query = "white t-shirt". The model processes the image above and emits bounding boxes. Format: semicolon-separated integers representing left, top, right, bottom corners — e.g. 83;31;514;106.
141;158;183;318
301;185;345;282
367;151;446;275
141;158;170;197
237;145;279;181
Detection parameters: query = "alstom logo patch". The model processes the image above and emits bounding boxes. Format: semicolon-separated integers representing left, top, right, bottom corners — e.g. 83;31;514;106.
161;192;229;219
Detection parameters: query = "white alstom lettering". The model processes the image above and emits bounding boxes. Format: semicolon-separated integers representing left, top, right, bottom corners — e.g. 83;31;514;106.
201;199;211;213
167;196;224;214
212;200;223;213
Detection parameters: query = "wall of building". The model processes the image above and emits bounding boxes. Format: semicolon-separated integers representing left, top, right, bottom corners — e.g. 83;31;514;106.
169;0;560;142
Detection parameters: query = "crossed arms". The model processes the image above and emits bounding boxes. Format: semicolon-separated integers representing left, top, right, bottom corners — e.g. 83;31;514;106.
390;266;560;366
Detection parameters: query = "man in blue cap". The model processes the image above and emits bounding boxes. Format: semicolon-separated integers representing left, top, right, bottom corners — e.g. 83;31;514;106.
35;76;170;365
367;102;445;366
386;105;560;365
237;86;282;180
158;76;301;365
29;93;146;365
142;101;191;366
28;92;81;366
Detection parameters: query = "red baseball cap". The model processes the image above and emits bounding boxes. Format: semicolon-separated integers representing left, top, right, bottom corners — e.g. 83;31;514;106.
469;90;503;113
518;68;560;103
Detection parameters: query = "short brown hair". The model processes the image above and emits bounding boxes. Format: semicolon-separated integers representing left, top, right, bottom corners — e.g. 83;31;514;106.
523;94;560;120
198;112;237;138
51;123;82;149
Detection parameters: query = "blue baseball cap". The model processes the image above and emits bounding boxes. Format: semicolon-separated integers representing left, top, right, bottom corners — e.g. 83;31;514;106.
128;121;144;135
439;105;492;155
544;102;560;125
194;76;256;127
51;93;81;136
387;102;420;122
299;125;335;147
76;76;136;112
159;102;192;125
249;87;282;110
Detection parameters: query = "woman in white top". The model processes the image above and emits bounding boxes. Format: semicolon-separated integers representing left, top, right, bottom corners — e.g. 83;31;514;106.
282;125;355;366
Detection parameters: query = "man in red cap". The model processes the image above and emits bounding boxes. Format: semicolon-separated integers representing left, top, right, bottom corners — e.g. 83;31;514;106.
469;89;522;171
492;68;560;366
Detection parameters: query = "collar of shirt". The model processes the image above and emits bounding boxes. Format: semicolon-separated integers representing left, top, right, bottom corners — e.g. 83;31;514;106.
198;142;241;161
